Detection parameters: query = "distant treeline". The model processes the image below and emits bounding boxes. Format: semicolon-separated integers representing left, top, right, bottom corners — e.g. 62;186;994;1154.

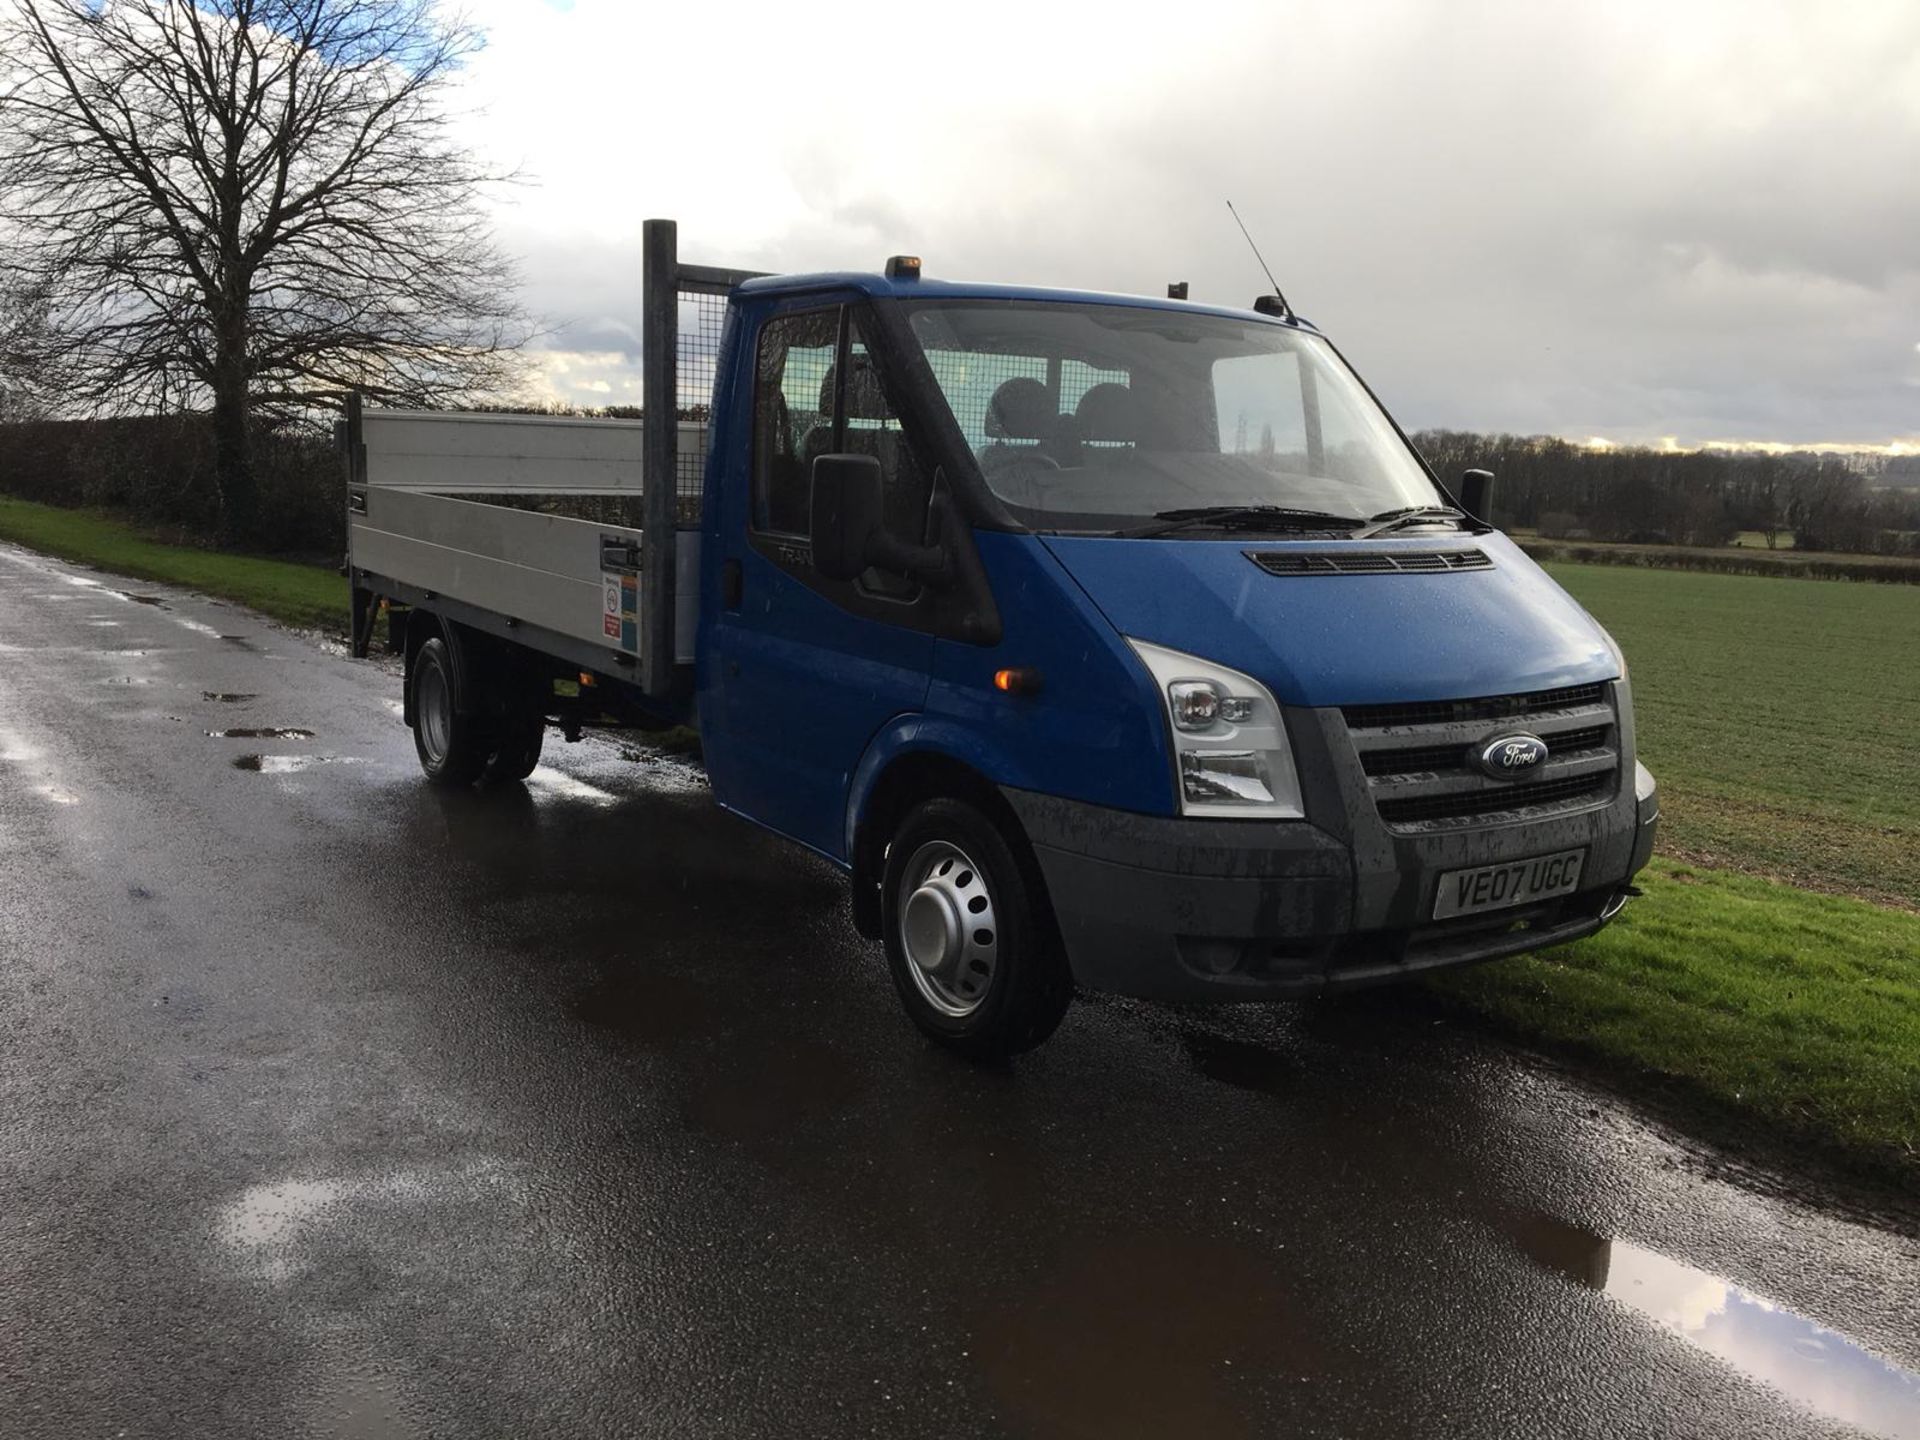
3;411;1917;561
1413;430;1920;555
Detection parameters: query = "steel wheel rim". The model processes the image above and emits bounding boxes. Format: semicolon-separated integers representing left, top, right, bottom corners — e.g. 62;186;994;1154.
898;840;999;1018
418;662;451;764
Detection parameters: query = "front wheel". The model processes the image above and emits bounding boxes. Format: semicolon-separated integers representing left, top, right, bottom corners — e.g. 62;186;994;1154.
881;798;1072;1058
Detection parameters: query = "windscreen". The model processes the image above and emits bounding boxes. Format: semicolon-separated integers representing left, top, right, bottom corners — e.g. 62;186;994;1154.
906;302;1443;532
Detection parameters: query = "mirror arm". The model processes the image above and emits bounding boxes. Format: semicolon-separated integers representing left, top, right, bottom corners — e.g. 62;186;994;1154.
868;533;954;589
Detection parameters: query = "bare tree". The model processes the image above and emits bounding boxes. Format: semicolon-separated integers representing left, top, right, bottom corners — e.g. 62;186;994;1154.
0;0;531;539
0;280;52;421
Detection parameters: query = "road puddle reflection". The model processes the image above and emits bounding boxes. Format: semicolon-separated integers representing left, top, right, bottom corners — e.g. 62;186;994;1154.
233;754;360;773
1510;1213;1920;1438
209;727;315;739
523;765;618;806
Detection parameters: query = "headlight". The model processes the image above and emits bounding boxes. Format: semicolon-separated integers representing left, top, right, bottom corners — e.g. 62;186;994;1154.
1128;639;1304;819
1635;759;1657;806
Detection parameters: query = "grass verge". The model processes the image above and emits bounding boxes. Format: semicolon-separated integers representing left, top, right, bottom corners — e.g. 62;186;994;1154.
1423;858;1920;1195
0;496;345;632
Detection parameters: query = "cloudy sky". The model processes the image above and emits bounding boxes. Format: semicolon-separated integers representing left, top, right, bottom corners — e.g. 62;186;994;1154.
451;0;1920;451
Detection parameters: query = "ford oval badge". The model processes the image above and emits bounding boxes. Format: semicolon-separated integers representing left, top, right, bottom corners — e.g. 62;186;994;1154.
1477;733;1549;780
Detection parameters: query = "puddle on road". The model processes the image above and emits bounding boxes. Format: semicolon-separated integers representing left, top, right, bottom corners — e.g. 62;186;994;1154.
1511;1213;1920;1438
233;754;360;774
305;1372;412;1440
209;727;315;740
1182;1030;1302;1095
203;691;257;703
121;594;167;607
979;1230;1318;1440
680;1037;866;1146
573;970;720;1046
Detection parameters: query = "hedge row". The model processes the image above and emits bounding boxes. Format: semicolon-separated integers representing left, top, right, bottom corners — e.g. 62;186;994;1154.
1517;538;1920;586
0;414;342;555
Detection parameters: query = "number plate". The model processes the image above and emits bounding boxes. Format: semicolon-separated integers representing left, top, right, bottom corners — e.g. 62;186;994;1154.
1433;849;1585;920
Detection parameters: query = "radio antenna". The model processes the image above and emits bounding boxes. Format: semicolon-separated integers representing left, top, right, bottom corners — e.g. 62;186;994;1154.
1226;200;1291;318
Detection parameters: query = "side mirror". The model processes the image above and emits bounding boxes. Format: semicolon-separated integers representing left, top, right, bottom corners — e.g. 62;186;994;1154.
1458;468;1495;524
809;452;884;582
809;452;954;587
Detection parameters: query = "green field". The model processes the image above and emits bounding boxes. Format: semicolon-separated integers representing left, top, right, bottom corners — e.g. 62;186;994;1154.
1544;561;1920;908
0;497;346;631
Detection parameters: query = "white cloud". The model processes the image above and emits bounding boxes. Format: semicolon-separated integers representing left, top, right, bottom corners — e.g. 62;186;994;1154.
449;0;1920;446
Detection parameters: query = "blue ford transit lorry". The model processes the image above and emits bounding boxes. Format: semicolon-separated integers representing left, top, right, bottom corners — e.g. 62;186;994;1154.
345;219;1658;1056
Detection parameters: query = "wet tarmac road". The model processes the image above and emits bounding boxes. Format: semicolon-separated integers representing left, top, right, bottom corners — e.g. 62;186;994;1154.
1;540;1917;1440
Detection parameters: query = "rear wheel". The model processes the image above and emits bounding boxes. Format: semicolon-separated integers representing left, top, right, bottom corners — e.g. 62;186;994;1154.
410;637;488;787
881;797;1071;1057
484;714;545;782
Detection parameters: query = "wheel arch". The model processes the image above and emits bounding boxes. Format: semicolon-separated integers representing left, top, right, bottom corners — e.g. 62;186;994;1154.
402;608;462;727
846;720;1050;941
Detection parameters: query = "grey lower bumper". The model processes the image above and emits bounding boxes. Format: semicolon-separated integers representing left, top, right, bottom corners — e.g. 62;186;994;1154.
1004;783;1658;1004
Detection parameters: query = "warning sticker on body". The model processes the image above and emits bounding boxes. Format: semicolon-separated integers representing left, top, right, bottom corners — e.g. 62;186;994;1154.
599;536;639;652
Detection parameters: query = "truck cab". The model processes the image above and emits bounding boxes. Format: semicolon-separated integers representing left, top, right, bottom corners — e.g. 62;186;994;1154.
347;231;1659;1057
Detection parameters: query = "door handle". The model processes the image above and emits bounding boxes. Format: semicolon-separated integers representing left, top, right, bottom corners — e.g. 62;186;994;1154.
721;557;743;609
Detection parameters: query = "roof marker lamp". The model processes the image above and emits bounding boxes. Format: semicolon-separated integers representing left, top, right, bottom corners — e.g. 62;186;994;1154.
1128;639;1304;819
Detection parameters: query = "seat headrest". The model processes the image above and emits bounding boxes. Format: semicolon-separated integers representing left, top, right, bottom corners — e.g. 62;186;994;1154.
984;376;1053;440
819;355;893;422
1074;383;1136;443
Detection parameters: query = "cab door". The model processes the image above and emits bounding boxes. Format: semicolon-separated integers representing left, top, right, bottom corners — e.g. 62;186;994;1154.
700;300;937;859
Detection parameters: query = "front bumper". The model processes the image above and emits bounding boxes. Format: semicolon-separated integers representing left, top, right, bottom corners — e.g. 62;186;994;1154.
1004;758;1658;1004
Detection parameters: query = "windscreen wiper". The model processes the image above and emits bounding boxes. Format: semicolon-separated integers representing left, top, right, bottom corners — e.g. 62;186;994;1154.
1120;505;1368;539
1358;505;1468;538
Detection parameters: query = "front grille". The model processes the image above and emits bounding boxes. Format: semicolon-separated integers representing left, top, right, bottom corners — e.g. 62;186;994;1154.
1358;723;1613;778
1375;772;1611;826
1248;548;1493;576
1343;683;1620;830
1343;683;1607;732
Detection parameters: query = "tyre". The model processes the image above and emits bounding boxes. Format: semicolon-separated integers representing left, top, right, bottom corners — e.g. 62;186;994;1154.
484;714;545;782
880;797;1072;1057
410;636;488;787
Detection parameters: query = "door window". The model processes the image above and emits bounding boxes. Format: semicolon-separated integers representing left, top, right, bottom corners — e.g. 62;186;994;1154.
752;309;838;536
751;307;933;598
